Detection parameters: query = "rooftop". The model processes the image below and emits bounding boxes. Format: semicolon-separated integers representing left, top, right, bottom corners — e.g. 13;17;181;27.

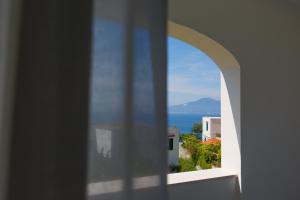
202;138;221;145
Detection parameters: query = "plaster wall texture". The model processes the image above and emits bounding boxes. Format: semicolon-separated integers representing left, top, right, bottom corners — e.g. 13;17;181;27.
169;0;300;199
168;176;240;200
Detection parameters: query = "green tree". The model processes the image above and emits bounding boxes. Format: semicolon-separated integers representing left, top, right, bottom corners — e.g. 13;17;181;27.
179;158;196;172
192;123;202;133
179;133;221;171
198;156;212;169
181;134;198;160
181;134;203;164
197;142;221;169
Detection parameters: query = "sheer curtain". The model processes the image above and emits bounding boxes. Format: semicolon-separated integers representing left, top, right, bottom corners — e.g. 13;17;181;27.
87;0;167;200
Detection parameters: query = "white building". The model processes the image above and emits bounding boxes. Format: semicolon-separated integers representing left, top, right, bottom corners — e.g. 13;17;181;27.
168;127;179;166
202;117;221;141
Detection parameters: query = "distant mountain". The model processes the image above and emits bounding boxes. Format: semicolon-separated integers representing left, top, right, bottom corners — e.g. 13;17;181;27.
168;98;220;115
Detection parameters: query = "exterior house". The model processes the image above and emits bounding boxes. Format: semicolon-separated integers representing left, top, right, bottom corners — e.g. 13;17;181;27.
202;117;221;141
168;127;179;166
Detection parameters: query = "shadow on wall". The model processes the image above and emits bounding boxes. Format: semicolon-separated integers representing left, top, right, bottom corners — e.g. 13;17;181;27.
222;68;241;148
168;176;241;200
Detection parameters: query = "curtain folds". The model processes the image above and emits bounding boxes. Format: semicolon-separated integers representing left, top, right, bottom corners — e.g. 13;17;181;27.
5;0;92;200
87;0;167;200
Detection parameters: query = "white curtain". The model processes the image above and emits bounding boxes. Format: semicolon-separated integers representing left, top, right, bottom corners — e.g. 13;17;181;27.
87;0;167;200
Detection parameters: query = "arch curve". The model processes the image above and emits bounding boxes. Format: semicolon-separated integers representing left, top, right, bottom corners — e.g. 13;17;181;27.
168;21;241;185
168;21;240;71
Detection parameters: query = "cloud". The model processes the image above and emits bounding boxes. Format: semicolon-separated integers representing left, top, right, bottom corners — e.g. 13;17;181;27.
168;75;220;97
168;37;221;106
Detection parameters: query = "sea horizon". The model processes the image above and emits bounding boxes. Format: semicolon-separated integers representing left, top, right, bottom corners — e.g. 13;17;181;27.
168;113;220;134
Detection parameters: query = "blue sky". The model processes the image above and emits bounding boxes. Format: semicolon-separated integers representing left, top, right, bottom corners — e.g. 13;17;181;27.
168;37;220;106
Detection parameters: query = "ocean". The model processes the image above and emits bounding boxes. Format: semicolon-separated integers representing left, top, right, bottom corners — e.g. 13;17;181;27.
168;113;220;134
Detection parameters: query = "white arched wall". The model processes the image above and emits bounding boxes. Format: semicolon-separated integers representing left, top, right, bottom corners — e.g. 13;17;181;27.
168;21;241;183
168;1;300;199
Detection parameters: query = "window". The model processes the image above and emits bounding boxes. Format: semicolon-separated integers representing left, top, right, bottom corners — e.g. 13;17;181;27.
168;36;221;173
206;121;209;131
168;21;241;183
169;138;174;150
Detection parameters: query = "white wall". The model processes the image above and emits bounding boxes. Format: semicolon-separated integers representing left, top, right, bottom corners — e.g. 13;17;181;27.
202;117;221;139
168;176;240;200
169;0;300;199
210;118;221;138
221;69;241;183
202;117;210;140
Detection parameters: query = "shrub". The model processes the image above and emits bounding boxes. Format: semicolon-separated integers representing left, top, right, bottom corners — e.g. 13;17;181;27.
192;123;202;133
198;156;212;169
179;158;196;172
197;142;221;169
181;134;199;156
179;134;221;171
169;164;181;173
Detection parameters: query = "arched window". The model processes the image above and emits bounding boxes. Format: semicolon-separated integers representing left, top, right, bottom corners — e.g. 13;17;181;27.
168;21;241;183
167;36;221;172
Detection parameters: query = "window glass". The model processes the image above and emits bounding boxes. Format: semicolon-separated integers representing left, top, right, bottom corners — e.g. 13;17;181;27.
169;139;174;150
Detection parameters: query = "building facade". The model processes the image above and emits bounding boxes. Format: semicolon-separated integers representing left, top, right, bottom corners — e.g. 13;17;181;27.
168;127;179;166
202;117;221;141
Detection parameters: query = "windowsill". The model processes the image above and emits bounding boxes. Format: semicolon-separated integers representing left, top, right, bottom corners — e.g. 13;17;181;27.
167;168;237;185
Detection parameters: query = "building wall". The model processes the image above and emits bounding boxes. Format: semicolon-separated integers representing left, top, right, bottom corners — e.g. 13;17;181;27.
202;117;210;140
202;117;221;140
168;127;179;166
169;0;300;199
210;118;221;138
